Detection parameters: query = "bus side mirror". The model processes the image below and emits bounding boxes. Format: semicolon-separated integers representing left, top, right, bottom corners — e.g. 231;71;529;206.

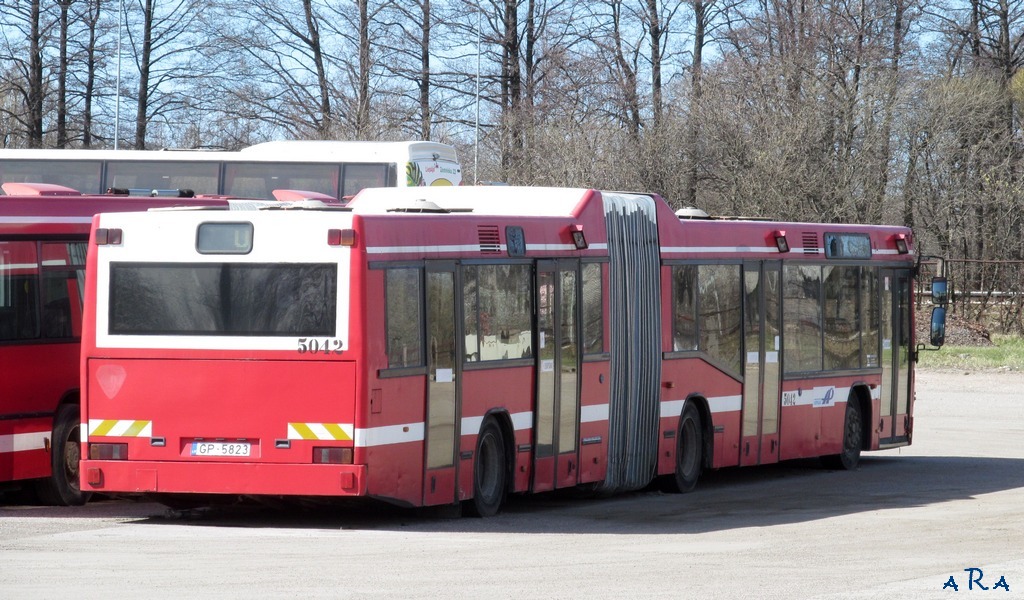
930;306;946;347
931;277;948;307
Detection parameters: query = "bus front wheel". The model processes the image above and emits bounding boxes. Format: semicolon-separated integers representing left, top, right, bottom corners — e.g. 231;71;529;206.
822;398;863;471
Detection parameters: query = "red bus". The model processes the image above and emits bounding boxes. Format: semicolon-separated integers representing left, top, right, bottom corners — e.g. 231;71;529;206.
0;182;243;505
79;187;946;515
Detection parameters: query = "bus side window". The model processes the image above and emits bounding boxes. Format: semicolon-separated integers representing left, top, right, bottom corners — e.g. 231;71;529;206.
342;164;389;197
582;262;604;354
0;241;40;340
672;265;697;352
385;267;424;368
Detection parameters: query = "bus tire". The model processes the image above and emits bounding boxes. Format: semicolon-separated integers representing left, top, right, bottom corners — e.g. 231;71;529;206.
467;419;506;518
664;403;703;494
822;398;862;471
35;403;91;506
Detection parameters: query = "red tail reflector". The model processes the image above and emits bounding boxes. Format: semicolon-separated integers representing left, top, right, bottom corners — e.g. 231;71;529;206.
87;468;103;486
313;447;353;464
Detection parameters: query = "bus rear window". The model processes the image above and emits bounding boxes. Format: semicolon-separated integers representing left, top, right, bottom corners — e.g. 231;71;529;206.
109;262;336;336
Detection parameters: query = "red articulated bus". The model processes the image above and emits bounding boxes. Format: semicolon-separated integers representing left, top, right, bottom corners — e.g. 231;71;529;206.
0;182;252;505
79;186;946;515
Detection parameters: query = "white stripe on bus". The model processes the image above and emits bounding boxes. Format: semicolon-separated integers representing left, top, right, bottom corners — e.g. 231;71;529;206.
365;243;582;255
460;411;533;436
0;216;93;225
353;422;425;447
661;246;779;254
366;244;486;254
0;431;49;454
660;395;743;417
581;404;609;423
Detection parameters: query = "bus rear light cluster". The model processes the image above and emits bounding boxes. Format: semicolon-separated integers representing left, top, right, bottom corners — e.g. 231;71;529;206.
327;228;356;247
774;230;789;253
95;228;123;245
313;447;353;464
89;443;128;460
568;224;588;249
894;233;909;254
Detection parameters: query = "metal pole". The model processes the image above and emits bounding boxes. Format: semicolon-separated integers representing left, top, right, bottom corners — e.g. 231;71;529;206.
474;3;481;185
114;0;123;149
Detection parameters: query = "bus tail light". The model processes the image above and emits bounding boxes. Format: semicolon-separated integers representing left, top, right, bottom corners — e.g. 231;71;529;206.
327;228;356;247
95;228;123;245
313;447;353;464
89;443;128;460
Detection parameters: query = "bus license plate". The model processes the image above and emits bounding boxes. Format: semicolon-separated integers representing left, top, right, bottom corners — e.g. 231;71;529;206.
190;442;251;457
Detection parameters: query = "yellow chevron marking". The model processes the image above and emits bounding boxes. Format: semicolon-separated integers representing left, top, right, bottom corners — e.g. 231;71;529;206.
91;420;116;436
88;419;152;437
322;423;351;441
122;420;150;437
289;422;316;440
287;423;352;441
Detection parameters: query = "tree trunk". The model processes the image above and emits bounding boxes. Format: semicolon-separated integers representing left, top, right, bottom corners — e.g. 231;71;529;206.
302;0;332;138
135;0;154;149
28;0;44;147
57;0;72;147
357;0;372;138
419;0;431;140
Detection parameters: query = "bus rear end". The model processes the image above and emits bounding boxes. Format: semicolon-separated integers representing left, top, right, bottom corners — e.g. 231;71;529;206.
80;207;366;502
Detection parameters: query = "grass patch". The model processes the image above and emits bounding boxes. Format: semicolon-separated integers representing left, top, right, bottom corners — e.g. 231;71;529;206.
918;334;1024;371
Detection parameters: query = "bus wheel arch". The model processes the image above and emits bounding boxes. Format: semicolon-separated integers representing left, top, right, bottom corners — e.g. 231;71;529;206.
466;413;510;517
35;400;91;506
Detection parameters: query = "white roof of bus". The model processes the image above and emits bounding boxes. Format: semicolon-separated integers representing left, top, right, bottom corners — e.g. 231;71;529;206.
350;186;600;217
0;140;458;164
242;140;459;162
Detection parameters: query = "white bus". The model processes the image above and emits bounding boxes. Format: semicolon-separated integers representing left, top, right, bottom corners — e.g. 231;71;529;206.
0;140;462;200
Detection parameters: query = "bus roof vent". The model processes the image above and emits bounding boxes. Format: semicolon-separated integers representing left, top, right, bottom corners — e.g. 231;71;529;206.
1;182;81;196
272;189;339;203
802;232;820;254
676;206;710;220
478;225;501;254
386;198;449;213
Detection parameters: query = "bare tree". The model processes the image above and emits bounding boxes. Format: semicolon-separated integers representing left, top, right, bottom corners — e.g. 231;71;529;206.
0;0;47;146
121;0;208;149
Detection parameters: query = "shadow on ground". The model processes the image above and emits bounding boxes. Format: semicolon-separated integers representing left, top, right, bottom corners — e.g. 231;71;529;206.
7;454;1017;534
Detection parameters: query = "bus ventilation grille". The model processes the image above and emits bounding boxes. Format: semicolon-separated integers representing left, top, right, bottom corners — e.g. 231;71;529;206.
478;226;501;254
802;232;820;254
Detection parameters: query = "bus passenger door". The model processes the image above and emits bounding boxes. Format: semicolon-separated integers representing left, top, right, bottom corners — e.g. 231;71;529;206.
880;269;912;444
740;261;782;466
533;260;582;492
423;264;460;506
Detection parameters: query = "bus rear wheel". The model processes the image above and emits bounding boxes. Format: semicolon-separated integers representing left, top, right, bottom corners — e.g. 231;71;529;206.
822;398;862;471
467;419;506;518
35;403;91;506
663;403;703;494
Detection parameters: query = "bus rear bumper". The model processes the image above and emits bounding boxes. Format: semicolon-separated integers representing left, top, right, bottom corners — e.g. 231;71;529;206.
81;460;367;497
